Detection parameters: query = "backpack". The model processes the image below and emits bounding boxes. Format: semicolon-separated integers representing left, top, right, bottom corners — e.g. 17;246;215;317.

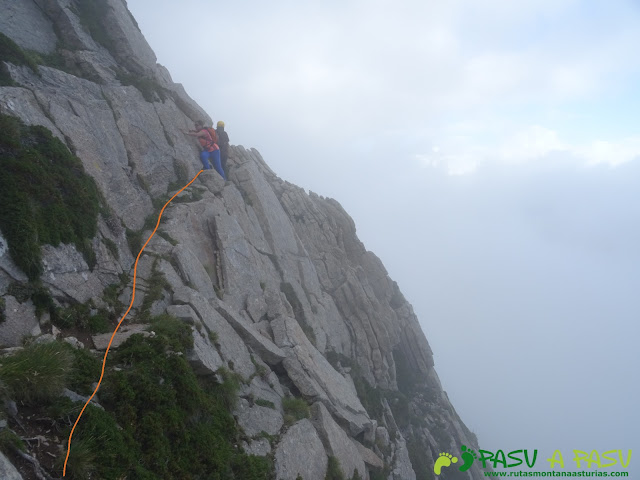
205;127;218;146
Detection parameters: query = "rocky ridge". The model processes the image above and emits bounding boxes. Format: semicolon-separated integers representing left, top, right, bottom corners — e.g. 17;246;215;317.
0;1;484;479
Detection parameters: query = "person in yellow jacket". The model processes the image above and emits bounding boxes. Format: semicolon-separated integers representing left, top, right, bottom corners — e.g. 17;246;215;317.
216;120;230;178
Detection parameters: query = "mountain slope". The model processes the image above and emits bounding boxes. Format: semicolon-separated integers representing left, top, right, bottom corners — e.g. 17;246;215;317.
0;1;483;479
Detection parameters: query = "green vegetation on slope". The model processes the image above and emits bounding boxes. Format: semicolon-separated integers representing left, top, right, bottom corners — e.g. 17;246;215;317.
0;114;101;280
93;316;271;479
0;317;273;479
0;31;39;85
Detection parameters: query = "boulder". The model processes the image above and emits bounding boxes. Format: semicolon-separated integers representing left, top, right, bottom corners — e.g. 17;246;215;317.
234;398;283;437
242;438;271;457
92;323;150;350
274;419;327;480
0;296;38;347
216;302;285;366
272;315;371;436
172;287;255;378
311;402;367;479
0;450;23;480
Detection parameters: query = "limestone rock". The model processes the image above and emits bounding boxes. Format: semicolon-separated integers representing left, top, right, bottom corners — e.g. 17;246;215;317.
234;398;283;437
156;259;184;293
216;302;285;366
272;315;371;436
172;244;216;300
172;287;255;378
311;402;366;479
7;65;154;230
189;327;224;376
246;293;268;322
92;323;150;350
0;296;38;347
0;450;23;480
354;441;384;470
0;0;57;54
242;438;271;457
34;333;56;345
63;336;84;349
39;243;104;304
62;388;103;410
274;419;327;480
242;375;283;411
389;435;416;480
101;0;158;76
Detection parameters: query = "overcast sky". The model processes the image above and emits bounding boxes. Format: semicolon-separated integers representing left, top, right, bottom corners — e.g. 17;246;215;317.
128;0;639;472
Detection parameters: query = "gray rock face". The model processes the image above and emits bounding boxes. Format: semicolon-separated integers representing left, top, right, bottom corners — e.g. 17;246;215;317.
0;0;57;54
216;302;285;366
389;435;417;480
272;315;371;436
311;402;366;479
355;441;384;470
92;323;150;350
102;0;158;76
274;419;327;480
172;244;216;300
0;5;486;478
0;296;38;347
0;450;23;480
172;287;255;379
234;398;283;437
189;326;224;375
242;438;271;457
41;244;104;304
241;375;284;411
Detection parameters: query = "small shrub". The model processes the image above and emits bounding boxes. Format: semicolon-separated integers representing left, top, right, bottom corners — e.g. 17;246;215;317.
149;314;193;351
255;398;276;410
214;367;243;409
326;455;346;480
0;428;25;453
67;345;101;396
208;330;219;344
157;230;178;246
282;396;309;425
103;237;119;259
0;341;72;404
88;310;111;334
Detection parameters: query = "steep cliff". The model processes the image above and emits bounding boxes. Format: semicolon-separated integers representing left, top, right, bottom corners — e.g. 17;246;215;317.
0;1;483;479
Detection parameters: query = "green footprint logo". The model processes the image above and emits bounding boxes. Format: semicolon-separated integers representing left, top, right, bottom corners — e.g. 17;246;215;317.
434;452;458;475
459;445;478;472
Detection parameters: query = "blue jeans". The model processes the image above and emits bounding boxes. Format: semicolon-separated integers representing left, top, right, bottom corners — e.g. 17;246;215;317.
200;150;226;180
199;150;212;170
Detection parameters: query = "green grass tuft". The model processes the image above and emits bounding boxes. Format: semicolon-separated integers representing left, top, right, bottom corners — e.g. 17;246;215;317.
282;396;310;425
326;456;346;480
0;341;72;404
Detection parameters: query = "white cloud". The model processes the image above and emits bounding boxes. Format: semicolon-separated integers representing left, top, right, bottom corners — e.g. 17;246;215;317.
578;138;640;166
418;125;640;175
